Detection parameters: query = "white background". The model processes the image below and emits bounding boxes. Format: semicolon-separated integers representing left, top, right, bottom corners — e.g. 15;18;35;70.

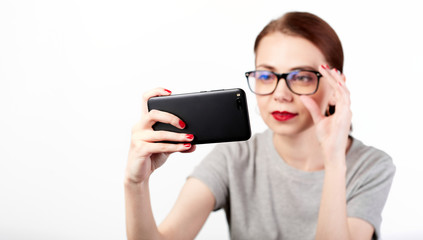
1;0;422;239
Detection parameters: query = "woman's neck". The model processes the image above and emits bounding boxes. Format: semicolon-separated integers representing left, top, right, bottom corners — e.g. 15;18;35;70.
272;127;325;172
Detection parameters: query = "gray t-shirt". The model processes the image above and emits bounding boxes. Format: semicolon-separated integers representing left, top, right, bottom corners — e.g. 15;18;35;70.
189;129;395;240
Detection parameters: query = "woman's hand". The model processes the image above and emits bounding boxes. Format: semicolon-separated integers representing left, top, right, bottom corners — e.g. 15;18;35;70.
125;88;196;184
300;65;352;166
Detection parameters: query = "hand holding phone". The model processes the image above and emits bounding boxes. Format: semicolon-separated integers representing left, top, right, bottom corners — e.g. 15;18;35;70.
126;88;196;184
148;88;251;144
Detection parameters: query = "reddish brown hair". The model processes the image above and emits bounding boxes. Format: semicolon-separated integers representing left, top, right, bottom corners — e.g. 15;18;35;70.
254;12;344;72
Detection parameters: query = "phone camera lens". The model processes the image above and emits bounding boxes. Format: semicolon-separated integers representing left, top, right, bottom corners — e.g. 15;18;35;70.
236;98;242;110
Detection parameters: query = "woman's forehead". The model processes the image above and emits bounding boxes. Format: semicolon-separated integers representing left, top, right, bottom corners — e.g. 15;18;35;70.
255;33;326;71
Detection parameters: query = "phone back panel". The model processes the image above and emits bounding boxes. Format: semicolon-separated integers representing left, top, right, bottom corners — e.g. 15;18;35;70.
147;88;251;144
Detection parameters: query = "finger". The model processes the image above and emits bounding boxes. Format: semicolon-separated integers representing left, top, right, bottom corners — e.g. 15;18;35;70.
132;109;186;133
136;130;194;143
300;95;324;124
319;65;338;90
331;70;351;105
141;87;172;114
328;68;348;90
320;65;350;103
181;144;196;153
143;109;186;130
322;68;352;117
144;141;194;154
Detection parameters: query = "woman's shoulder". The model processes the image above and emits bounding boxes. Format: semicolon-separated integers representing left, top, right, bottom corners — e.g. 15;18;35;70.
346;137;395;175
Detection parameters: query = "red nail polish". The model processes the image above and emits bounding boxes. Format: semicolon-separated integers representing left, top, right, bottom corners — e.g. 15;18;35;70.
321;64;326;69
164;89;172;94
333;68;337;72
186;134;194;140
325;64;329;69
179;120;186;129
184;143;191;148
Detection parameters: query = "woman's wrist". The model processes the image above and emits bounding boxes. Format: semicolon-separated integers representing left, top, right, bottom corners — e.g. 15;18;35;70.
323;154;347;172
322;138;351;170
124;173;150;188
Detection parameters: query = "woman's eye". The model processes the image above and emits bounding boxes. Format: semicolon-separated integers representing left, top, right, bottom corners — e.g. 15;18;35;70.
257;74;269;80
257;73;274;81
289;71;315;82
296;76;312;82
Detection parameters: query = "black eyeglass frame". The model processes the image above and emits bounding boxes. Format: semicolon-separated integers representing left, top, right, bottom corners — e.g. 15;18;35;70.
245;70;322;96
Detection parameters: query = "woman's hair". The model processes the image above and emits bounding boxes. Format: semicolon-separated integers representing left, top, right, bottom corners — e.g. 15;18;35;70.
254;12;344;72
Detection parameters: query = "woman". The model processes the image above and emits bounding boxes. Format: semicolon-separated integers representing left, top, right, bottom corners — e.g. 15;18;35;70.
125;12;395;240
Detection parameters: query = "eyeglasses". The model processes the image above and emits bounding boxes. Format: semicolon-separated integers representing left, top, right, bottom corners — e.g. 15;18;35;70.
245;70;322;95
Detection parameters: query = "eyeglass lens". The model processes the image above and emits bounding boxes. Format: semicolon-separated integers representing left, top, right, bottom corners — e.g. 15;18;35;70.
247;70;319;95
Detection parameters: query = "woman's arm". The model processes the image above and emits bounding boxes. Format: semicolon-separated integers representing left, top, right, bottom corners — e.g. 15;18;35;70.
158;178;215;239
125;179;160;240
301;66;373;240
125;88;213;240
315;159;373;240
315;161;349;239
125;178;215;240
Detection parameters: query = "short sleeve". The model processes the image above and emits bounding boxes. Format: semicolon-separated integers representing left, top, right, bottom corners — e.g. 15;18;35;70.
188;144;231;211
346;154;396;239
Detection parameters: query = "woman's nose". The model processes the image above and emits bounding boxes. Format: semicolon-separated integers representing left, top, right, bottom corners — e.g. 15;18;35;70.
273;78;294;102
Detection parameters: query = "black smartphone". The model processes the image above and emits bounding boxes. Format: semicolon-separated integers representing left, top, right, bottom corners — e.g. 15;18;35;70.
147;88;251;144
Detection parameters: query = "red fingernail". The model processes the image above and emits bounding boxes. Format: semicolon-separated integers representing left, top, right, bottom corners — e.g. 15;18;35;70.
186;134;194;140
179;120;186;128
321;64;326;69
325;64;329;69
333;68;337;72
184;143;191;148
164;89;172;94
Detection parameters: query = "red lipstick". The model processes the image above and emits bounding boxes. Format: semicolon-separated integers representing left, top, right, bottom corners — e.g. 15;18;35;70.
272;111;298;121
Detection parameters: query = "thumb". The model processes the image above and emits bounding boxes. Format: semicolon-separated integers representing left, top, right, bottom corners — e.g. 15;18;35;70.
299;95;324;124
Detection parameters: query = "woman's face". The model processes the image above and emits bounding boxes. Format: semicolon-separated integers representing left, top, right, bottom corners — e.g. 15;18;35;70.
255;32;334;136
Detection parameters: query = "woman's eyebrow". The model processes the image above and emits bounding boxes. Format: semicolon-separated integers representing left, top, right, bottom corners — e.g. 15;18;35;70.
255;64;277;71
256;64;318;72
289;65;317;71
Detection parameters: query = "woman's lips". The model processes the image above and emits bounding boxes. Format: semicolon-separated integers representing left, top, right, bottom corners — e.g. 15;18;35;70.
271;111;298;121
